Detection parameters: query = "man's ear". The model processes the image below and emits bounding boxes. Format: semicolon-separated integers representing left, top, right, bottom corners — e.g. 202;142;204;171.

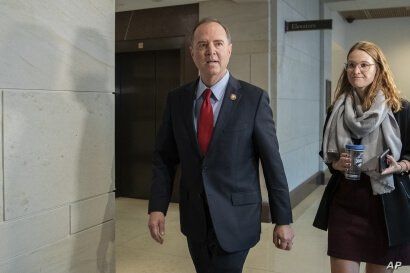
228;43;232;57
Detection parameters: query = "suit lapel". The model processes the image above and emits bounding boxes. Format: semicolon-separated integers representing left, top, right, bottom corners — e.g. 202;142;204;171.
181;79;201;157
206;76;242;156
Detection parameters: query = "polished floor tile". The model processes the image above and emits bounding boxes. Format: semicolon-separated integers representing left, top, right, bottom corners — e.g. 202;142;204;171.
116;187;408;273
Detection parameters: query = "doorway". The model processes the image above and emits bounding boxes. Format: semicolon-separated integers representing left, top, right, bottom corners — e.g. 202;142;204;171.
115;49;181;200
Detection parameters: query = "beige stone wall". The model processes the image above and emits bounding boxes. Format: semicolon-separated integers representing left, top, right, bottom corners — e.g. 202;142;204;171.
0;0;115;272
199;0;269;91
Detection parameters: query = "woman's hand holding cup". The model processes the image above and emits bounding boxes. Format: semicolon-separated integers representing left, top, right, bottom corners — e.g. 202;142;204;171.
332;152;351;172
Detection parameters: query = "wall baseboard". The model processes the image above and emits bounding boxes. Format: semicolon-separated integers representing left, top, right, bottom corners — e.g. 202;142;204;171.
261;171;324;223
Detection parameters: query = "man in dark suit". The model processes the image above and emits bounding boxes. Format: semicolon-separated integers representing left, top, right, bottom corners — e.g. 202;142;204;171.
148;18;294;273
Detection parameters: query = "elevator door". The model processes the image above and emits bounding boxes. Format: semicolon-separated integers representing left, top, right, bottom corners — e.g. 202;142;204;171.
116;50;181;199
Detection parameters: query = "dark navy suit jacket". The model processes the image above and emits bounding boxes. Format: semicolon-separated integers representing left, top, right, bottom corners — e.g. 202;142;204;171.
149;76;292;252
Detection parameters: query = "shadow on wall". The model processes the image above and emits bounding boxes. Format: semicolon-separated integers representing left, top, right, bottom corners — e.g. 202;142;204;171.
69;28;115;273
0;22;67;272
0;3;114;269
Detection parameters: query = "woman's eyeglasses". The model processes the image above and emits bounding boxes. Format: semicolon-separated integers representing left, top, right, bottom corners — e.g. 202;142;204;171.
344;62;375;72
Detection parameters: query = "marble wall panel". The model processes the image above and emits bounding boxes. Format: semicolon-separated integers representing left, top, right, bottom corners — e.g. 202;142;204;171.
234;41;269;55
229;54;251;83
332;42;347;96
276;99;321;187
70;192;115;234
286;65;317;96
199;0;269;97
276;99;319;146
0;221;115;273
0;206;69;262
3;90;114;220
199;0;268;43
319;4;332;174
277;42;320;100
282;0;319;22
279;133;318;157
0;0;114;92
277;0;320;61
331;10;348;49
281;141;320;191
272;0;323;191
251;53;269;91
0;91;3;222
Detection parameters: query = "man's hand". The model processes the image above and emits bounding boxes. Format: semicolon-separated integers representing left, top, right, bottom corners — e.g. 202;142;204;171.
273;224;294;251
148;211;166;244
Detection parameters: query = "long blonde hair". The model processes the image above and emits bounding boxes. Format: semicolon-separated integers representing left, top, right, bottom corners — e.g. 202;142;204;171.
333;41;402;112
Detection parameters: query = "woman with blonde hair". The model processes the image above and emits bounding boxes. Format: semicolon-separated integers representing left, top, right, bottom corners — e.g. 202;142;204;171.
314;41;410;273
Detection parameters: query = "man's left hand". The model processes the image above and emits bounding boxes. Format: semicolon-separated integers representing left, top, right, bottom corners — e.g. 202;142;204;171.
273;224;294;251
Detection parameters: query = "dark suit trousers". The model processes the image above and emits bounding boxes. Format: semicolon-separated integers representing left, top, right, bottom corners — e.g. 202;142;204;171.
186;199;249;273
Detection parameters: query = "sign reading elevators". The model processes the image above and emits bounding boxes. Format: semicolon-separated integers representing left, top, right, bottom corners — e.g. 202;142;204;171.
285;19;332;32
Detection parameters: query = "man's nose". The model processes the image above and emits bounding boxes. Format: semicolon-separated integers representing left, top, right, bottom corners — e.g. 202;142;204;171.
206;44;216;55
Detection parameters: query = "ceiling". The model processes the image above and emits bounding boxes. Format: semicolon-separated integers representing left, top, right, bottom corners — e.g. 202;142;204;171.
116;0;410;22
339;6;410;22
324;0;410;21
115;0;266;12
324;0;410;11
116;0;206;12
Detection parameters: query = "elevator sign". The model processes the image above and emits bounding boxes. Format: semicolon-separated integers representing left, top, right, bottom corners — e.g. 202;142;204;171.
285;19;332;32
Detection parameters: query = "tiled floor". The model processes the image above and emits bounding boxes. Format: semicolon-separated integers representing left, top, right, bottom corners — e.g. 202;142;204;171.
115;186;408;273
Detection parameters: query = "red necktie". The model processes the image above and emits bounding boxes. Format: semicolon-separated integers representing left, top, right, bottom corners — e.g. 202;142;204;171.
198;89;214;155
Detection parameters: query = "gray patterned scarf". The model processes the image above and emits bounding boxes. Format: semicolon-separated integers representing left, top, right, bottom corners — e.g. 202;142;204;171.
322;90;402;195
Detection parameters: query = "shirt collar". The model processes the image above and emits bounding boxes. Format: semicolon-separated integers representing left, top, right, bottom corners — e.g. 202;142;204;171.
196;71;230;101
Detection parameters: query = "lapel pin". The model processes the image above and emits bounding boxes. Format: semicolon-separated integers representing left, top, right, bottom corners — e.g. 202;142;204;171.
230;93;237;101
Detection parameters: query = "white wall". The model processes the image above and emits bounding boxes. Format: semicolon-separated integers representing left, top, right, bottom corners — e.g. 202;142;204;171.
319;3;333;171
345;17;410;100
331;11;348;99
272;0;322;191
330;15;410;101
0;1;115;272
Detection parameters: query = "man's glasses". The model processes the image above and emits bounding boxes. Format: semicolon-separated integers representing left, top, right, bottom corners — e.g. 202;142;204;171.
344;62;375;72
